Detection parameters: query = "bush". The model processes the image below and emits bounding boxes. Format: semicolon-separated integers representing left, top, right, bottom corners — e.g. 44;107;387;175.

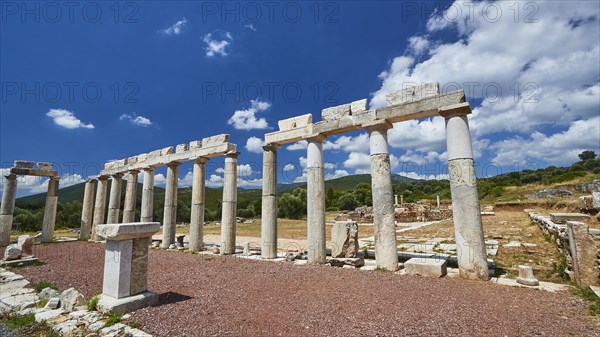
337;193;359;211
237;208;255;218
86;295;99;311
549;171;587;184
31;281;58;293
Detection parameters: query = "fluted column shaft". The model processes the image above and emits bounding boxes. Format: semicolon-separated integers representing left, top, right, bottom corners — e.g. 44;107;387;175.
189;158;207;252
122;170;140;223
261;144;280;259
305;134;326;264
0;174;18;246
107;173;123;224
41;177;60;243
161;162;180;248
79;179;96;240
140;168;155;222
220;151;239;255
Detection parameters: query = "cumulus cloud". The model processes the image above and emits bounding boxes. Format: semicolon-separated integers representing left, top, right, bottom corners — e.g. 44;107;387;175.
323;134;370;153
287;141;308;151
227;99;271;130
245;24;257;31
283;163;295;171
326;169;350;180
46;109;94;129
161;18;187;35
408;35;430;55
245;136;264;153
119;113;153;127
0;169;87;197
203;32;232;57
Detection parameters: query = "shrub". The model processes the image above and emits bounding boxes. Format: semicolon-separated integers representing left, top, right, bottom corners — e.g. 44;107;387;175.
86;295;99;311
31;281;58;293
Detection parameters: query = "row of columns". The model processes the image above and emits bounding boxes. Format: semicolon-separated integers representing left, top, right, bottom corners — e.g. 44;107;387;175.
260;110;488;280
81;152;240;254
0;174;59;246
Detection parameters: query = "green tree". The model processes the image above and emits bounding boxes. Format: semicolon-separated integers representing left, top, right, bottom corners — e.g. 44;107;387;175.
337;193;359;211
578;150;597;161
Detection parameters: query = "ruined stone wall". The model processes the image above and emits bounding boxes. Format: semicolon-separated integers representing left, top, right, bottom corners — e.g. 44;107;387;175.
335;204;452;223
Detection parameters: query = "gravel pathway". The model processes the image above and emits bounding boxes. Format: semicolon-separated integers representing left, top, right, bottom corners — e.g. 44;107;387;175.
13;241;600;337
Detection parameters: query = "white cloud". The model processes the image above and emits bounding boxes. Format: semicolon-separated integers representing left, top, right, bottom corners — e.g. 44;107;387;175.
287;141;308;151
326;169;350;180
283;163;295;171
323;134;370;153
120;113;153;127
227;99;271;130
245;24;257;31
0;169;86;196
408;35;430;55
324;162;337;170
398;172;449;181
161;18;187;35
46;109;94;129
215;163;255;177
203;32;232;57
245;136;264;154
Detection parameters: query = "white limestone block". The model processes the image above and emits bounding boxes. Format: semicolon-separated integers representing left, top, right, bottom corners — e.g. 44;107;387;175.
516;265;539;286
593;192;600;209
36;162;53;170
202;134;230;147
160;146;174;156
404;258;447;278
350;99;368;114
126;156;138;165
386;82;440;106
189;140;203;149
278;113;313;131
14;161;35;169
176;144;189;153
96;223;160;241
137;153;148;162
104;162;116;170
148;149;162;157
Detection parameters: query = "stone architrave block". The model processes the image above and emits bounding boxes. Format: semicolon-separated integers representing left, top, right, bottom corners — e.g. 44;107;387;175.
278;114;312;131
404;258;447;278
137;153;148;163
14;161;35;169
350;99;368;114
160;147;174;156
189;140;203;149
126;156;138;165
36;162;53;170
148;149;162;157
176;144;189;153
386;82;440;106
202;134;230;148
104;162;116;170
322;99;367;121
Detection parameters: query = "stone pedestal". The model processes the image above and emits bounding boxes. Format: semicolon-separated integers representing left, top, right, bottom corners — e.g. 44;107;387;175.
441;109;488;281
567;221;600;287
0;174;18;246
365;121;398;271
41;177;60;243
189;158;207;252
107;174;123;224
96;222;160;314
305;134;326;264
140;168;155;222
92;177;109;241
122;170;139;223
261;144;280;259
516;265;539;286
221;151;239;255
161;163;179;249
79;179;96;240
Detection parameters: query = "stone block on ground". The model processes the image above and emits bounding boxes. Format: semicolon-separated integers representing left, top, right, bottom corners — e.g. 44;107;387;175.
404;258;447;278
40;287;60;300
329;257;365;268
44;297;60;309
550;213;590;223
567;221;600;286
17;235;34;257
3;244;21;261
593;192;600;209
516;265;539;286
97;291;158;314
59;288;85;312
331;221;359;258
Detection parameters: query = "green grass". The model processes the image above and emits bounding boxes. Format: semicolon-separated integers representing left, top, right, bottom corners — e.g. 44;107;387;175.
31;281;59;293
36;298;49;308
0;313;59;336
573;286;600;315
86;295;99;311
104;313;123;327
1;313;36;329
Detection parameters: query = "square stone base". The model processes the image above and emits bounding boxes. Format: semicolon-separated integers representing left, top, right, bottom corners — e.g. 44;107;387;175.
404;258;448;278
97;291;158;314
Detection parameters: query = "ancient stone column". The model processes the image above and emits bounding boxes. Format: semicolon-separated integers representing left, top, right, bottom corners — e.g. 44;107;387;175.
220;151;239;255
41;176;60;243
261;144;280;259
107;173;124;224
189;158;207;252
140;167;155;222
0;174;18;246
161;162;180;249
79;179;96;240
122;170;139;223
92;176;109;241
364;120;398;271
441;109;488;280
304;134;326;264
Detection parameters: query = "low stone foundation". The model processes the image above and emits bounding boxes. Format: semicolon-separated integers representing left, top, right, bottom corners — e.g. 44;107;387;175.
335;203;453;223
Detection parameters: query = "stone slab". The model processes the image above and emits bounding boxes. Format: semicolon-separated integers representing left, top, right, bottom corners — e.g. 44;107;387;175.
404;258;448;278
97;291;158;314
550;213;590;224
278;113;312;131
96;222;160;241
386;83;440;106
202;134;230;148
0;257;39;268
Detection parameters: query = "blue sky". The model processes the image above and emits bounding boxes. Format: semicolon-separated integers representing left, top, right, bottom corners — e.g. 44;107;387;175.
1;0;599;196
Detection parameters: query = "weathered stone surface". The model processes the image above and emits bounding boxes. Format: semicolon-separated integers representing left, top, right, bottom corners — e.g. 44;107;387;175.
386;83;440;106
278;113;312;131
126;156;138;165
243;242;250;256
202;134;230;147
148;149;162;157
14;160;35;169
516;265;539;286
331;221;359;258
36;162;53;170
17;235;33;257
176;143;189;153
59;288;85;312
96;223;160;241
321;99;367;121
44;297;60;309
35;309;65;323
97;291;158;314
160;146;174;156
593;192;600;209
404;258;448;278
329;257;364;268
3;244;21;261
137;153;148;162
550;213;590;224
189;140;203;149
40;287;60;300
130;237;150;296
579;196;595;210
567;221;600;286
535;189;573;198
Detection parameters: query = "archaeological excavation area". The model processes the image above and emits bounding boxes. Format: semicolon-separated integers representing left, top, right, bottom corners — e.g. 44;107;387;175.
1;84;600;336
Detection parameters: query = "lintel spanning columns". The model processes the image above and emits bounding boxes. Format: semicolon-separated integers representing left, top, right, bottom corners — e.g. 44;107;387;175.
80;179;97;240
122;170;140;223
92;176;109;241
189;157;208;252
41;176;60;243
140;167;155;222
221;151;239;255
364;120;398;271
304;134;327;264
261;144;281;259
440;103;489;280
107;173;124;224
0;174;18;246
161;162;180;249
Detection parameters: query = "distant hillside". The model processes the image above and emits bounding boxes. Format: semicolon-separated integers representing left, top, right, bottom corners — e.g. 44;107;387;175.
278;174;418;193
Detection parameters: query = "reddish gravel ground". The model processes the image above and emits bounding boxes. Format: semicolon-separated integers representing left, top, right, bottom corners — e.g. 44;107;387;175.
11;241;600;336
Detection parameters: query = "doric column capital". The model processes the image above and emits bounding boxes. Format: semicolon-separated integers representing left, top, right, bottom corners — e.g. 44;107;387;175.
262;143;282;152
49;176;61;181
111;173;124;179
225;151;240;159
4;173;17;180
363;119;393;133
194;157;209;164
167;161;181;168
303;133;326;143
128;169;140;175
141;166;155;172
86;178;97;183
438;102;471;119
97;175;109;181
